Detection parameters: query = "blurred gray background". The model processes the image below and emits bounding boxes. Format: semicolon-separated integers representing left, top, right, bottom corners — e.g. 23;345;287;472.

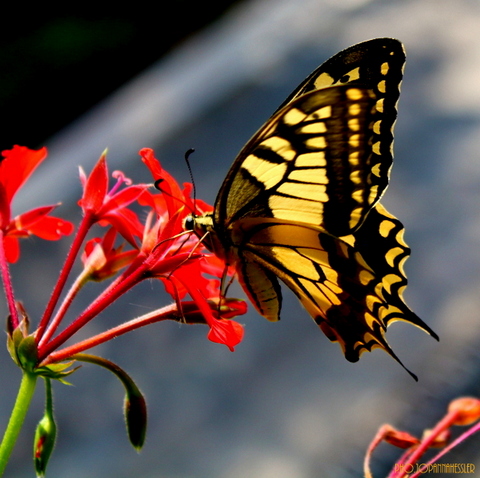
2;0;480;476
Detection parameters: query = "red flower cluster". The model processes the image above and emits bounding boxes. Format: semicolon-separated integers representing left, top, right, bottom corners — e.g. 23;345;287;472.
0;145;246;369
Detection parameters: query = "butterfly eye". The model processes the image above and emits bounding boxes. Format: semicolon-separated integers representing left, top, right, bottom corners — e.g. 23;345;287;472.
184;215;195;231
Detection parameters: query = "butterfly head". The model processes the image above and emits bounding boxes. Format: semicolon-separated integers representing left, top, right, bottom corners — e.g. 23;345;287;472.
184;212;229;260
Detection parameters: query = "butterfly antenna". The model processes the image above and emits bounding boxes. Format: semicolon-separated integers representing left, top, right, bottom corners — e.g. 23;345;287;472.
154;179;194;214
184;148;197;212
221;263;235;298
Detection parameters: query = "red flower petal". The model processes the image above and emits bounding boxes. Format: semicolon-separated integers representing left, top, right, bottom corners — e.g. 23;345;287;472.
184;283;245;351
26;215;74;240
139;148;186;217
79;152;108;213
169;257;222;301
98;185;148;216
207;319;244;352
3;235;20;263
0;146;47;204
11;206;74;240
99;208;143;247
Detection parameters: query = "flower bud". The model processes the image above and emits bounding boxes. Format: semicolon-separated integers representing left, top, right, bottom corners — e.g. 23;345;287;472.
381;424;420;449
33;380;57;477
124;388;147;450
448;397;480;425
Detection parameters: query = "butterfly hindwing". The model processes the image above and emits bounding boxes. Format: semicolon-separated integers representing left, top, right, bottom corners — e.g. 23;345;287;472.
232;210;433;375
348;203;438;338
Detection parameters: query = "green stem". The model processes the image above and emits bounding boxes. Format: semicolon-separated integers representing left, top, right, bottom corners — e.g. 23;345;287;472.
0;371;38;476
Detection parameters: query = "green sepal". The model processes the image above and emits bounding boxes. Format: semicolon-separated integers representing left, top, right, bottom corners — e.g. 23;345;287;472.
34;361;81;385
6;322;80;382
6;318;31;366
6;330;21;366
17;336;38;372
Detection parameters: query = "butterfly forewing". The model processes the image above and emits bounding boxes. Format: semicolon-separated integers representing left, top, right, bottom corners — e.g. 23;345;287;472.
275;37;405;213
215;39;405;237
216;85;388;237
276;37;405;111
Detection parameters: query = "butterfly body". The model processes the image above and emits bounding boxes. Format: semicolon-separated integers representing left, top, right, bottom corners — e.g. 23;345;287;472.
187;38;438;376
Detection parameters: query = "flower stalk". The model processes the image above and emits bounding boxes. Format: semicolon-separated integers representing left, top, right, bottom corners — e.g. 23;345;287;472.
36;211;96;344
0;371;38;476
0;229;19;327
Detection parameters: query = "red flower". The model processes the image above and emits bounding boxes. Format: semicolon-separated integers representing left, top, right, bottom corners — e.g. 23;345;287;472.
448;397;480;426
0;146;74;262
139;148;213;220
139;148;189;218
160;255;226;300
137;151;220;299
81;228;139;281
78;152;148;247
137;149;215;287
137;149;246;350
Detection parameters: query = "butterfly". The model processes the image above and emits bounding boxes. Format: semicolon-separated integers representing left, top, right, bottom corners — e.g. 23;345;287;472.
185;38;438;379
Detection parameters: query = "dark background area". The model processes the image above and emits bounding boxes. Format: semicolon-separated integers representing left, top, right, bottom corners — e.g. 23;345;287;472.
0;4;241;152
